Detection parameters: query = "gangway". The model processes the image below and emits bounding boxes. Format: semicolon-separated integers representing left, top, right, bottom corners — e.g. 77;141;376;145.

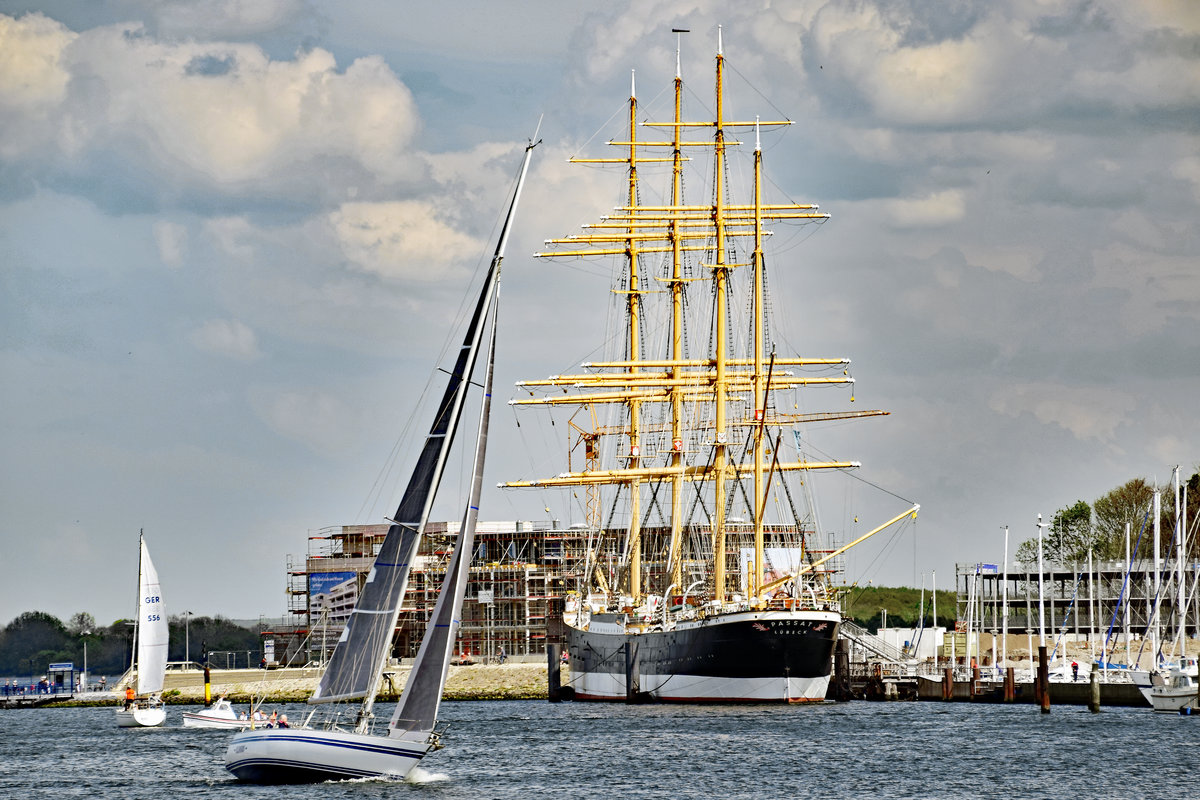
839;619;911;665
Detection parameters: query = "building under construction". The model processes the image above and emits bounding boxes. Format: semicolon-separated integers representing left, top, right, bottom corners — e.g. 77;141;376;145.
265;518;844;666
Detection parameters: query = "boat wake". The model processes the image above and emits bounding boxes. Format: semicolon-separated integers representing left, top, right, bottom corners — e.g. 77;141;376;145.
406;766;450;784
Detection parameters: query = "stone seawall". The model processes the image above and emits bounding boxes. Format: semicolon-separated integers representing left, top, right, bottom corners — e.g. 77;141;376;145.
49;663;553;707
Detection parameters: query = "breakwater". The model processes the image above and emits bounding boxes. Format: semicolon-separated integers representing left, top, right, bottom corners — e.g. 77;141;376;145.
41;662;552;707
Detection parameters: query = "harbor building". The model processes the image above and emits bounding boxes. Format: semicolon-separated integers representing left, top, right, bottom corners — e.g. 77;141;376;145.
953;559;1199;666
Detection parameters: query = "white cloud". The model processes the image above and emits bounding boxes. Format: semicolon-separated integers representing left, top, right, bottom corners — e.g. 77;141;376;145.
880;189;964;228
154;221;188;269
988;383;1135;445
330;200;484;281
150;0;310;39
1173;156;1200;204
249;386;355;456
190;318;262;361
0;13;75;157
1;13;423;196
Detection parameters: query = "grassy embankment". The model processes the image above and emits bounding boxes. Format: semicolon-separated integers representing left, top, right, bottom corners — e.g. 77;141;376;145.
839;585;956;632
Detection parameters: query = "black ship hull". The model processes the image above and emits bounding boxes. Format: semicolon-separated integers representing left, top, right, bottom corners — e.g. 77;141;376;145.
565;608;839;702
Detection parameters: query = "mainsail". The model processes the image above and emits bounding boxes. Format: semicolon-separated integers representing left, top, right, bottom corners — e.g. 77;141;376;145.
310;140;536;718
392;306;498;735
135;536;167;697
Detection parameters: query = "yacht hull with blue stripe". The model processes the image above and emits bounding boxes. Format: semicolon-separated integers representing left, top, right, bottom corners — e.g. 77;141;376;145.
224;727;431;784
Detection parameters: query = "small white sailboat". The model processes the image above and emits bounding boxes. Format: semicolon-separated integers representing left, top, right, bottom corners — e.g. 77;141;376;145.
116;531;168;728
224;139;536;783
182;696;253;729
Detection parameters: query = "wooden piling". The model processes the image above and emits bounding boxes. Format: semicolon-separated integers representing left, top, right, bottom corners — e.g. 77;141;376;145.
624;640;640;703
1004;667;1015;702
1038;645;1050;713
1089;661;1100;712
547;643;561;703
833;639;851;701
943;666;953;701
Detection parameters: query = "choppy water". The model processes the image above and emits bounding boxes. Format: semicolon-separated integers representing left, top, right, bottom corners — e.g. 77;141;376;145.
2;699;1195;799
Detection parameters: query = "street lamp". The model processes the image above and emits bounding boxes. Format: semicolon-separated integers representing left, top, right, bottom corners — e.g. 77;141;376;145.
184;610;193;668
1036;514;1051;648
81;630;91;692
1000;526;1009;670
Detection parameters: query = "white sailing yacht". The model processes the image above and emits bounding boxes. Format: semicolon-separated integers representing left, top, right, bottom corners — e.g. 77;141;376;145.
115;532;168;728
224;140;536;783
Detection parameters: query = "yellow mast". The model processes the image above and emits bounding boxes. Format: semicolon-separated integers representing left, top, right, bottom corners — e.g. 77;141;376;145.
626;69;643;603
710;27;730;605
752;117;766;606
665;33;686;598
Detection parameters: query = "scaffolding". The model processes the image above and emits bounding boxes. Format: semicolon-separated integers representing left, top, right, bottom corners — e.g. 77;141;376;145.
271;517;842;665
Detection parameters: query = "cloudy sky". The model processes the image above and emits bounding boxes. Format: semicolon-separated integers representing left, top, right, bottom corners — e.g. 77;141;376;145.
2;1;1197;627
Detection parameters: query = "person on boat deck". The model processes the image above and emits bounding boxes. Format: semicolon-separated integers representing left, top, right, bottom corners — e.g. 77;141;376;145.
269;710;277;727
124;687;135;709
1071;661;1079;681
276;714;289;728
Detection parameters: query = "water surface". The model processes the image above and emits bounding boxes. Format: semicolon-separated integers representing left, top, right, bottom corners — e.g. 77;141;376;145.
3;700;1194;799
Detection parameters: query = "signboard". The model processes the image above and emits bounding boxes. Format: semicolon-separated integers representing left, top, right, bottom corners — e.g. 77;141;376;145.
263;640;274;663
309;571;357;597
49;662;74;671
977;563;999;575
477;590;494;604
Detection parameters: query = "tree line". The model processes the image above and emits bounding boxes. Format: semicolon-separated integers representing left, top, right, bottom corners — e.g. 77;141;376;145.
0;611;265;677
1014;469;1200;567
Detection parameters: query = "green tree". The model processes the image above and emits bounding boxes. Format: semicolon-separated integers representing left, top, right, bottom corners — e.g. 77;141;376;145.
67;612;96;636
1093;478;1156;560
0;612;69;674
1158;468;1200;561
1014;500;1092;566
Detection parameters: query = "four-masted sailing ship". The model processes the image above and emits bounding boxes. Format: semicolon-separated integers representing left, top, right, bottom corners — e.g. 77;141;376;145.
506;30;917;703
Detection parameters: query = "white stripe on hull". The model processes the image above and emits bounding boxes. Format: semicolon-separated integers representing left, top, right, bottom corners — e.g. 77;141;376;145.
573;669;830;703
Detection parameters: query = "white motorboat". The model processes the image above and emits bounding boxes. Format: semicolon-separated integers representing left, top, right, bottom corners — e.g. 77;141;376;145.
182;697;253;729
1149;664;1199;713
116;532;168;728
224;140;535;783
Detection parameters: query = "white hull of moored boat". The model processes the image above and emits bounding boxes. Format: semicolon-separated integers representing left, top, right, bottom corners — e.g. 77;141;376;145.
573;668;830;703
1150;689;1198;713
1149;665;1198;713
115;706;166;728
224;727;431;783
182;698;252;729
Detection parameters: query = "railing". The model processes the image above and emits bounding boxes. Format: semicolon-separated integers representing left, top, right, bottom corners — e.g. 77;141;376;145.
840;620;911;664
